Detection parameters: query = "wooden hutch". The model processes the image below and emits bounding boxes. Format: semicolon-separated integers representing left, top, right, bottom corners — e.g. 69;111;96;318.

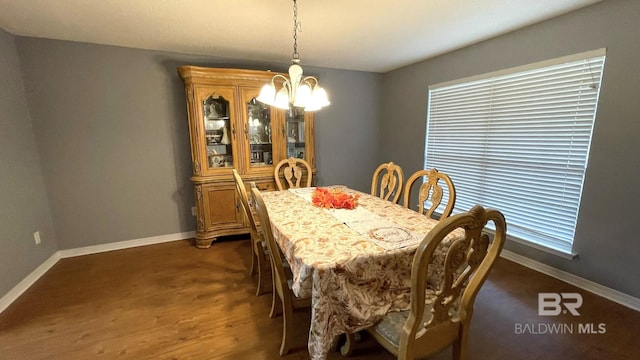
178;66;316;248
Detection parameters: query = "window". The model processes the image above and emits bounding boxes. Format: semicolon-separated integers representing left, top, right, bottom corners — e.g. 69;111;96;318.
424;49;606;256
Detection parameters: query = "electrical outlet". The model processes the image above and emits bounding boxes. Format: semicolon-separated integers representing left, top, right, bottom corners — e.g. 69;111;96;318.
191;206;197;216
33;231;41;245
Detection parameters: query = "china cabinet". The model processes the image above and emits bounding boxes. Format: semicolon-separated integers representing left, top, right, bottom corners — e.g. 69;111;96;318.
178;66;316;248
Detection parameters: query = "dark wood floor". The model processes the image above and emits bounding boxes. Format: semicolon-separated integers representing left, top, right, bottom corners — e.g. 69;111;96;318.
1;237;638;359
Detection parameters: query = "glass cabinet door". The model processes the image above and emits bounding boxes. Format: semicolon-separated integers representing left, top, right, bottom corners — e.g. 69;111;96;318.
241;88;275;173
286;107;307;160
201;90;234;172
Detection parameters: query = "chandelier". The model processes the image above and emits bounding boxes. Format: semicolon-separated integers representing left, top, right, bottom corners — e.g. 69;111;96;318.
257;0;330;111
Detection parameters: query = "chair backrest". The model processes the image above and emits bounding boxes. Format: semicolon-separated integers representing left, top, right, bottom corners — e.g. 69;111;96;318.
403;168;457;220
274;157;312;190
232;169;259;238
250;187;292;303
399;205;506;359
371;162;404;203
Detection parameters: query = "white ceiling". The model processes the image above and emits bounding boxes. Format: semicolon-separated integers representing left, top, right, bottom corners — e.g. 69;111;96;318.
0;0;601;73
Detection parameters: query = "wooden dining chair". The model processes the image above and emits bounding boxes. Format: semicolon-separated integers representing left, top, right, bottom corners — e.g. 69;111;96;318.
403;168;457;220
360;205;506;360
251;187;312;355
249;182;285;319
371;162;404;203
274;157;312;191
232;169;270;296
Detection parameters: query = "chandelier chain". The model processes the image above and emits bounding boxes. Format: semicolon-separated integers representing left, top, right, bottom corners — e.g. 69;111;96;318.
292;0;301;61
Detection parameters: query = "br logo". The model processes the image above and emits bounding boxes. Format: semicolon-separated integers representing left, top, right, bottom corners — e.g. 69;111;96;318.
538;293;583;316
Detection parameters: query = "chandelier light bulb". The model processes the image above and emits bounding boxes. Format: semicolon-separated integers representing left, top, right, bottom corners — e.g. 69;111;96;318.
274;87;290;110
294;83;311;107
257;83;276;105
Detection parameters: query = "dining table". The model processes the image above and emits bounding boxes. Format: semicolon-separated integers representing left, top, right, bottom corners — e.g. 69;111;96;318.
260;186;463;360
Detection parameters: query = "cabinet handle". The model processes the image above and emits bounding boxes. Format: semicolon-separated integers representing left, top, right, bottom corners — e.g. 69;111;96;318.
231;125;236;136
282;125;286;137
244;124;249;139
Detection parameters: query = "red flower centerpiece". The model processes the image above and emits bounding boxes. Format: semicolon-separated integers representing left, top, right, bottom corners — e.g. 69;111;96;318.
311;187;360;209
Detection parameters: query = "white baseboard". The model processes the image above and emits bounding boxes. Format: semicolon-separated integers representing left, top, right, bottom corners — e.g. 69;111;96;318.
0;231;194;314
500;249;640;312
58;231;195;258
0;251;61;313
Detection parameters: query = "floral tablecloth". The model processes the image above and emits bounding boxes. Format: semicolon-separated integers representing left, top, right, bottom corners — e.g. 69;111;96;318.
260;187;461;360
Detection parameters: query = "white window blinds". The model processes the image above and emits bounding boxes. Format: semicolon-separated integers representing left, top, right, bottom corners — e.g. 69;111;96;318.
425;49;606;255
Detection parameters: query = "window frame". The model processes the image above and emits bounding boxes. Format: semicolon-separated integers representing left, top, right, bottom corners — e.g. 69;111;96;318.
424;48;606;258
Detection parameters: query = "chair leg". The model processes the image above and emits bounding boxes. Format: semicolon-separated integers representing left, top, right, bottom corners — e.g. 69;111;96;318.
452;326;469;360
249;237;257;277
255;245;270;296
270;271;282;318
340;332;355;356
279;299;294;356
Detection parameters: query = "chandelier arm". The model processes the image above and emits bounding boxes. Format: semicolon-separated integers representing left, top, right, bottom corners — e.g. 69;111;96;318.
271;73;291;87
282;80;293;93
301;76;319;87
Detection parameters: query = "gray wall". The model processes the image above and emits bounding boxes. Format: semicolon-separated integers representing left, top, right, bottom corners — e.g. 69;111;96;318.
15;40;196;250
311;67;382;191
10;38;380;256
379;0;640;297
0;28;58;296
